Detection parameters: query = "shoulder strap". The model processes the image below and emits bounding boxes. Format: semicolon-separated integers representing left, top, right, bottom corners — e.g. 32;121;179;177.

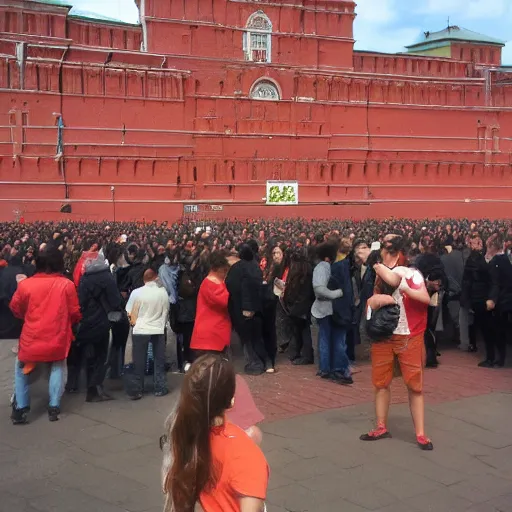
92;287;111;314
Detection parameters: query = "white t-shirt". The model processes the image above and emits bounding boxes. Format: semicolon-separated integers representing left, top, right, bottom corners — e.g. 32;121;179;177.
126;281;169;335
391;266;426;336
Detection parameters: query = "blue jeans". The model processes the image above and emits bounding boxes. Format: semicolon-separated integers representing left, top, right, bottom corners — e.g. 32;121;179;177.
317;316;351;377
14;358;66;409
125;334;167;396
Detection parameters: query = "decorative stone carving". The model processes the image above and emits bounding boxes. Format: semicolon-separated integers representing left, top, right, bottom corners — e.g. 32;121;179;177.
250;80;280;100
246;11;272;31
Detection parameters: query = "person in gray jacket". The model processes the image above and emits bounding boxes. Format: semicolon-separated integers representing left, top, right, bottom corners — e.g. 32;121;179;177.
311;243;352;384
440;242;465;343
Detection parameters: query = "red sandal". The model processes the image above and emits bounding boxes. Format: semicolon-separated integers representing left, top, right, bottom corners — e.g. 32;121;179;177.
360;425;392;441
417;435;434;451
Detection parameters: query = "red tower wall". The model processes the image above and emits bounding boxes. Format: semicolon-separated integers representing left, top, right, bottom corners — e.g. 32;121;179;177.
141;0;355;69
0;0;511;222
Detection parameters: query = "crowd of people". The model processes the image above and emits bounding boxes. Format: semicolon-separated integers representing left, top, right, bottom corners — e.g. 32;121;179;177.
0;217;511;424
1;216;512;510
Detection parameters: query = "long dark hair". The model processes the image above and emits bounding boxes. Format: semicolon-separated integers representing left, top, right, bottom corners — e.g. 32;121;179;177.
35;246;64;274
284;247;310;303
166;355;236;512
264;243;287;282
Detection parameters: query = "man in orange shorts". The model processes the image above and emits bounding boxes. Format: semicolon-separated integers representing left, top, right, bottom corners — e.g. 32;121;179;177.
360;234;434;451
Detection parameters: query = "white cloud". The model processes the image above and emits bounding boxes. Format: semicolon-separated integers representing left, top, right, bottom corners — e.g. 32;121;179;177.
354;0;420;52
418;0;510;20
69;0;139;23
356;0;397;25
501;44;512;65
419;0;469;13
355;25;422;53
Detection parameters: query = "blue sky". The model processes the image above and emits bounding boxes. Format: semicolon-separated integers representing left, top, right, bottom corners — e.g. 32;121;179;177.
70;0;512;63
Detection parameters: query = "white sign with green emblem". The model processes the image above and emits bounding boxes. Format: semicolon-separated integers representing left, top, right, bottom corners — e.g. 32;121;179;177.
266;181;298;205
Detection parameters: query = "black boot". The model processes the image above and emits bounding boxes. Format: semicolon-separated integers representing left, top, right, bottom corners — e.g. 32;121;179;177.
48;406;60;422
65;368;79;393
86;386;114;403
11;405;29;425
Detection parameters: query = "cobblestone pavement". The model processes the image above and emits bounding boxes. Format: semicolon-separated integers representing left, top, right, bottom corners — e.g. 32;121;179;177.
1;338;511;512
247;349;512;422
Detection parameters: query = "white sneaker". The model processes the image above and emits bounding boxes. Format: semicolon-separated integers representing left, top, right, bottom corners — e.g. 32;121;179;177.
184;363;191;373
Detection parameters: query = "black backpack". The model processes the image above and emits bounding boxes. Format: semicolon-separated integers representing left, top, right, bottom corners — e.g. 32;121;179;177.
366;304;400;342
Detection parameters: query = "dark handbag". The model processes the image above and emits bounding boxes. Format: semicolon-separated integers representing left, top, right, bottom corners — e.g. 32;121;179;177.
366;304;400;342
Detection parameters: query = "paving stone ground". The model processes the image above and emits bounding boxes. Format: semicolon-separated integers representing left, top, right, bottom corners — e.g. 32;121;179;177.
1;337;512;512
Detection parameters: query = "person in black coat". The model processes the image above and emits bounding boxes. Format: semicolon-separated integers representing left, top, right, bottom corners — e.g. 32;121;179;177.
175;254;200;370
352;242;377;361
66;252;122;401
122;246;148;295
460;234;495;367
416;237;447;368
246;239;279;370
225;244;268;375
487;235;512;367
0;254;29;340
282;248;315;365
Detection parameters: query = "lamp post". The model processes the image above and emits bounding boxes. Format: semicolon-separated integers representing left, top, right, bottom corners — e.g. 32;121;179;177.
110;185;116;223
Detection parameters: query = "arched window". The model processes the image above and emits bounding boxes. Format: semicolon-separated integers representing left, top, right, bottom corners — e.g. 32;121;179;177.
250;79;280;101
243;11;272;63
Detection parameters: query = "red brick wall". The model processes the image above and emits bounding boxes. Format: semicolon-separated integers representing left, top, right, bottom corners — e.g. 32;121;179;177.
0;0;511;221
451;43;502;66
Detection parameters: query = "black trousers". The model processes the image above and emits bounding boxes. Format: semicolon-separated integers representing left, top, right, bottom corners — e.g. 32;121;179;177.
493;311;510;364
109;317;130;378
346;326;356;362
261;303;277;367
235;315;267;372
471;305;497;362
67;330;110;392
177;322;194;370
425;306;439;366
288;316;314;362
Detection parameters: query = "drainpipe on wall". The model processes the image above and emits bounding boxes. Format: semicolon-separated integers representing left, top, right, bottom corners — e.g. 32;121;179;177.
56;46;70;197
484;68;493;107
138;0;148;52
16;42;27;89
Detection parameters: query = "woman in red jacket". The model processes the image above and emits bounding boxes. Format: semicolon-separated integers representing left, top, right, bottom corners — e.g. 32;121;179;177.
190;251;231;359
9;246;81;424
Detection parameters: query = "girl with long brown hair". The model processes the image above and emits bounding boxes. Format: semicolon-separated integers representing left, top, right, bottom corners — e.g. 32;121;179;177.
282;247;315;365
163;354;268;512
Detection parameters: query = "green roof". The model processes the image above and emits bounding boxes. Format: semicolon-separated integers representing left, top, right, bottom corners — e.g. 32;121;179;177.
406;26;505;50
31;0;73;7
69;9;136;26
30;1;139;26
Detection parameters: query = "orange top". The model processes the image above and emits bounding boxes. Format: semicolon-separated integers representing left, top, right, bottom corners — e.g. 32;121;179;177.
199;421;269;512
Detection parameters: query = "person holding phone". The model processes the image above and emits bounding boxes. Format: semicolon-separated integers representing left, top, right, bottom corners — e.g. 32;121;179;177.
361;234;433;450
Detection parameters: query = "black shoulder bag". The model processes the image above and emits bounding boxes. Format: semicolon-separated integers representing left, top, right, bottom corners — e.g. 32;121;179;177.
366;304;400;342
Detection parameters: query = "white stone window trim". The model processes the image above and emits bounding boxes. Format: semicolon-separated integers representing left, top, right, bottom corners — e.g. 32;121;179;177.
243;10;272;64
249;78;281;101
